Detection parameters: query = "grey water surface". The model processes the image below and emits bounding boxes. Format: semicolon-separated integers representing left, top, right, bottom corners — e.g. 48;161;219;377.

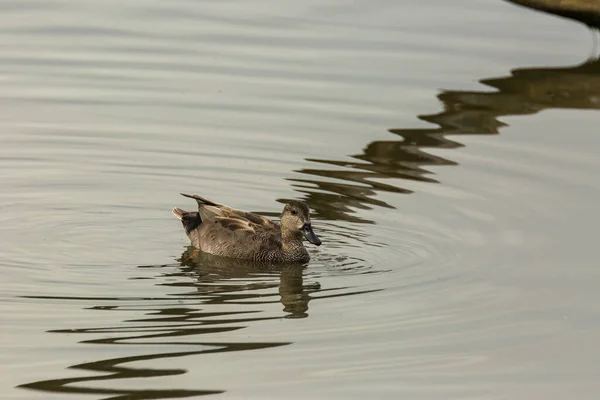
2;1;600;399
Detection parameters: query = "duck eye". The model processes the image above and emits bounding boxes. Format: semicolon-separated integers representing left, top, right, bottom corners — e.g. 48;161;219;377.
291;210;297;216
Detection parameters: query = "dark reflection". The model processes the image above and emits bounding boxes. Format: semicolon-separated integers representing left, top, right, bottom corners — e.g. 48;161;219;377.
286;58;600;223
504;0;600;29
19;247;376;399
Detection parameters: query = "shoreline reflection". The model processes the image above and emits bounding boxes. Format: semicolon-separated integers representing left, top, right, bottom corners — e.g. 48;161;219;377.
287;58;600;223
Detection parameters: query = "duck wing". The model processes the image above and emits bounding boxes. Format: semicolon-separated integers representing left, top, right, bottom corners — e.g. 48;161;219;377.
181;193;277;227
203;214;281;258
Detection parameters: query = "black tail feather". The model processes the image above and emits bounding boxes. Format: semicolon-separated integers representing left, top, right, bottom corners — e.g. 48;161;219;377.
180;193;220;207
181;212;201;234
172;207;202;234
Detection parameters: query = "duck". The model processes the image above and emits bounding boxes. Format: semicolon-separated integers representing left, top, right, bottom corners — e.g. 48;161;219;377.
172;193;321;263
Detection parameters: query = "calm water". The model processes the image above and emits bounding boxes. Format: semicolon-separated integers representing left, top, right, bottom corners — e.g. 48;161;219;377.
2;1;600;399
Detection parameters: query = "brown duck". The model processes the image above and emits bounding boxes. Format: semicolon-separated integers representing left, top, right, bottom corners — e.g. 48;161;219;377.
172;193;321;263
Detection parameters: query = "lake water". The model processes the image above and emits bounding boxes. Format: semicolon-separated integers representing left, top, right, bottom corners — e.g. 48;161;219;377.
2;1;600;399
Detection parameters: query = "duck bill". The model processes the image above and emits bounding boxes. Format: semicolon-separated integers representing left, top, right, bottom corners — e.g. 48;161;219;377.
302;224;322;246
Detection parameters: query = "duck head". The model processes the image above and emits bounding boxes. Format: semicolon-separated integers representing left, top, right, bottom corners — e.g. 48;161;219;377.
280;201;322;246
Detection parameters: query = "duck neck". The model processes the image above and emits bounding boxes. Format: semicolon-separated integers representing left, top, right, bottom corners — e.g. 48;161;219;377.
281;228;303;250
279;227;310;263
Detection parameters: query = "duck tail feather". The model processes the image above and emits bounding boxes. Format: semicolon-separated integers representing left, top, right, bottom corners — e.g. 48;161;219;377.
172;207;187;220
180;193;220;207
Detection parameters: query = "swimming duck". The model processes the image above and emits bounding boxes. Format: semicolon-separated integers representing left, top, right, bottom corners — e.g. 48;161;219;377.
172;193;321;263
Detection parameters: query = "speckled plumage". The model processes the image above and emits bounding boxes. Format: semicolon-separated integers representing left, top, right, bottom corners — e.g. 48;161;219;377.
172;193;321;263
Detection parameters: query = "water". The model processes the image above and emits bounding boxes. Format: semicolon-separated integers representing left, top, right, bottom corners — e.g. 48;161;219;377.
2;0;600;399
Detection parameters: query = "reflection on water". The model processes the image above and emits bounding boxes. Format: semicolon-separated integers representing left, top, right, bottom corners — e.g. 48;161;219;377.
179;248;320;319
17;55;600;399
289;58;600;223
19;57;600;398
19;248;375;399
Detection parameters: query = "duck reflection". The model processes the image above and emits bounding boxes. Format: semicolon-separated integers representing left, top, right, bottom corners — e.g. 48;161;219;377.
17;249;320;399
19;245;378;399
178;247;320;318
289;58;600;223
